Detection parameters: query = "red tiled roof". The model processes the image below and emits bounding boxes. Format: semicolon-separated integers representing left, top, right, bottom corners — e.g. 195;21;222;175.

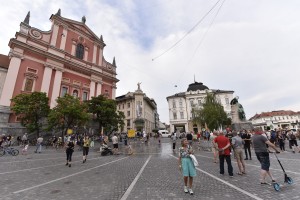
249;110;298;120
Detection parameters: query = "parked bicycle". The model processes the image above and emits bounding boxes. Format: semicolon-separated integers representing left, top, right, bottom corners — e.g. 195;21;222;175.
0;147;19;156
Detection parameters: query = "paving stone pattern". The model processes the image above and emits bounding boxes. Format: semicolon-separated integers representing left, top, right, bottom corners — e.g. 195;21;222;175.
0;138;299;200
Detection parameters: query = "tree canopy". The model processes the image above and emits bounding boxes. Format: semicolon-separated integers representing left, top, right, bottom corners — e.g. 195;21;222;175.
48;94;89;137
192;93;229;131
11;92;50;137
87;95;125;133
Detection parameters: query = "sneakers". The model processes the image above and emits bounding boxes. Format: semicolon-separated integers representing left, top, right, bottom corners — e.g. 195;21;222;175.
184;186;188;193
184;186;194;195
65;163;68;166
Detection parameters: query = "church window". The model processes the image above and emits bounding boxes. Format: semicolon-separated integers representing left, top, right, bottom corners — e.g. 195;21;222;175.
173;112;177;120
61;86;68;96
24;78;34;92
172;101;176;108
225;98;229;105
82;91;88;101
72;90;79;98
104;89;109;97
76;43;84;59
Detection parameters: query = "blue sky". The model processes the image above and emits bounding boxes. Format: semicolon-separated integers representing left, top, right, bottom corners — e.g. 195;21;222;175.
1;0;300;123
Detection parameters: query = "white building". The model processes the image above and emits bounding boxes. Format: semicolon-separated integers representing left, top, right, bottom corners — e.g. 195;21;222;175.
249;110;300;130
166;82;234;133
116;86;159;133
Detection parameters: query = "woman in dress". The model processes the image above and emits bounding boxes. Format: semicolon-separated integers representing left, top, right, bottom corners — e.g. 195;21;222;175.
178;138;196;195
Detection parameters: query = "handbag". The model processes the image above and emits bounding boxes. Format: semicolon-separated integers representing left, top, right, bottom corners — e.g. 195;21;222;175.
190;154;199;167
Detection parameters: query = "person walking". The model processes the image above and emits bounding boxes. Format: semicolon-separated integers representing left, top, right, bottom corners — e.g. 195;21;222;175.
112;133;119;154
214;131;233;177
278;132;285;152
22;133;28;146
65;138;75;167
82;135;90;163
242;130;252;160
35;136;43;153
186;132;193;146
172;133;177;152
232;132;246;175
178;138;196;195
252;128;280;184
290;131;300;153
211;131;218;163
157;132;161;144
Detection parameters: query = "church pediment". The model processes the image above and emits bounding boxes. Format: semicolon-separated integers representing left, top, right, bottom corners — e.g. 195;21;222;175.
51;15;104;44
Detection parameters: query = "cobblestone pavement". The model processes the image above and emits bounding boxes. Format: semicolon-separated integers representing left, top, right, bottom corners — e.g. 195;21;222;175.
0;138;299;200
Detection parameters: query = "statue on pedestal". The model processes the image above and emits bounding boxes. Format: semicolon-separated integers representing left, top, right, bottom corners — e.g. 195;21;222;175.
137;82;142;90
230;96;246;122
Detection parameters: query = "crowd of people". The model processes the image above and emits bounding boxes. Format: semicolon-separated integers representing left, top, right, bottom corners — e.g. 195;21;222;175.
1;128;299;196
176;127;300;195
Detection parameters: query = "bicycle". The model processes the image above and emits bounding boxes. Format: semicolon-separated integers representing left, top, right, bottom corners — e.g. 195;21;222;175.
0;147;19;156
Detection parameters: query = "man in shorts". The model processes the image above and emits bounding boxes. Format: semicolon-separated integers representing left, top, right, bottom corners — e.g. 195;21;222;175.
112;133;119;154
252;128;280;184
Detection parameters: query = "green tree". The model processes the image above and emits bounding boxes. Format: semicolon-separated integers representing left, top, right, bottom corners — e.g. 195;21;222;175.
11;92;50;137
48;94;89;137
87;95;125;134
192;93;229;131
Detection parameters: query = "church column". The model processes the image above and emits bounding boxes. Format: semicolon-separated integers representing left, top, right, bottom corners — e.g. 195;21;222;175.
112;84;117;99
50;23;59;47
40;65;53;95
84;47;89;61
0;50;23;106
71;40;76;56
50;68;63;108
89;80;95;99
59;26;68;50
92;44;97;64
98;48;103;66
96;81;102;97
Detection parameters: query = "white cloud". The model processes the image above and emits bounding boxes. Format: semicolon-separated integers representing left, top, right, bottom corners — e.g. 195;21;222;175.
0;0;300;123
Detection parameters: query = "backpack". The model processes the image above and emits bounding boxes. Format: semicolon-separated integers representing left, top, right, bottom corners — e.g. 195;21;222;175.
271;131;276;140
290;133;296;140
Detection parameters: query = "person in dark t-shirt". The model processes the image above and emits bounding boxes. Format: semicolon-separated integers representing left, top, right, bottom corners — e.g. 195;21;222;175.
242;130;252;160
252;128;280;184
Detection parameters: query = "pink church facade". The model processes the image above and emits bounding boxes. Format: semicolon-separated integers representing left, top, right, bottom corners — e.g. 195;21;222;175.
0;10;118;124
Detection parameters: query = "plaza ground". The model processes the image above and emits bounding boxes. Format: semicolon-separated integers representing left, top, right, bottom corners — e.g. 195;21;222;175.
0;138;300;200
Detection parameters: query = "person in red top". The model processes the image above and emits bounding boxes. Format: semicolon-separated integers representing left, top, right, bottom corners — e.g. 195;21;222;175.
214;131;233;177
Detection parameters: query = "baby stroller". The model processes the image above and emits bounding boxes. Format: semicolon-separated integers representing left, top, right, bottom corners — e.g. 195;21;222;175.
100;143;113;156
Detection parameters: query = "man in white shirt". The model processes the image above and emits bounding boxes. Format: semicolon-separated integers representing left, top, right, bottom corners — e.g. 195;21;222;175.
35;136;43;153
111;133;119;154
